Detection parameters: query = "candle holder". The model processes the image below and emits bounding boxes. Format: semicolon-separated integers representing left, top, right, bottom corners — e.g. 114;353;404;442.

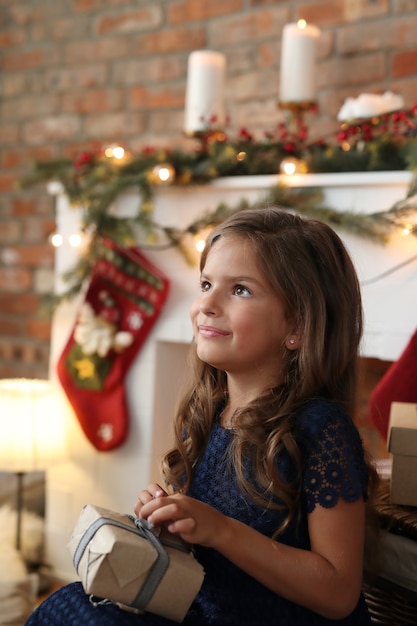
184;128;227;144
278;100;318;133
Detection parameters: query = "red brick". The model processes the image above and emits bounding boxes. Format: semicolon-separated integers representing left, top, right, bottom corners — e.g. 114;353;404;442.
22;218;55;242
1;150;24;169
148;110;187;134
22;116;80;145
64;38;130;64
130;86;184;110
167;0;243;24
6;245;54;268
0;123;20;146
2;94;60;122
0;28;25;49
0;268;31;292
61;88;125;114
0;318;22;336
317;52;385;89
0;173;16;192
11;197;39;217
392;49;417;78
134;26;206;56
210;9;288;47
113;57;185;86
26;318;52;342
3;49;44;72
83;111;148;140
339;15;417;54
297;0;389;26
1;74;27;98
0;221;20;243
390;78;417;107
45;65;108;91
72;0;111;12
0;294;39;314
95;7;162;34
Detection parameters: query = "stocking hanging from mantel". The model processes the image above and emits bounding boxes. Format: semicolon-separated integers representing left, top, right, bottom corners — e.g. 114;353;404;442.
57;238;170;451
369;327;417;441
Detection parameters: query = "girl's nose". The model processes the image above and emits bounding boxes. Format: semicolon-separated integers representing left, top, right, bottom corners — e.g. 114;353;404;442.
199;290;219;316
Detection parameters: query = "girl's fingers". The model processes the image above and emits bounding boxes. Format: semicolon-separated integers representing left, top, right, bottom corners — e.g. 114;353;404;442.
134;484;167;516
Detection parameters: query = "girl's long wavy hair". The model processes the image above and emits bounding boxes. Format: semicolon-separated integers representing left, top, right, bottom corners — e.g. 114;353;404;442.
161;207;370;535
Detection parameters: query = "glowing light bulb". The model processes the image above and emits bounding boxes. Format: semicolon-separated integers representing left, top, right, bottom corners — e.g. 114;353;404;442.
195;238;206;253
104;145;125;159
151;163;175;185
112;146;125;160
280;157;306;176
49;233;63;247
69;233;83;247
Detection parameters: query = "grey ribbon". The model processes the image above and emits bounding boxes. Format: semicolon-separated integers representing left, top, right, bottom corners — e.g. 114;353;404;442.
73;515;170;611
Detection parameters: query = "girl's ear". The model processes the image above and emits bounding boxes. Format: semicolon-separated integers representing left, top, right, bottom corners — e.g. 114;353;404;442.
285;334;301;350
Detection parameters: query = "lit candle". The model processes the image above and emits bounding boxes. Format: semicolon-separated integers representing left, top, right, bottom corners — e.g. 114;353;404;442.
279;20;321;104
184;50;226;134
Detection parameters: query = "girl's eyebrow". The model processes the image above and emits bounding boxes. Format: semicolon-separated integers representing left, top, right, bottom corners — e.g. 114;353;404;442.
200;271;263;286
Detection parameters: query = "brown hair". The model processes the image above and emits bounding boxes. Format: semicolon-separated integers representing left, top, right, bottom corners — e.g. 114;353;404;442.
161;208;367;535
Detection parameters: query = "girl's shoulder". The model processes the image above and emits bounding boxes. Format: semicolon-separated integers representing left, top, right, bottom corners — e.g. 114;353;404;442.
294;398;369;511
295;397;356;438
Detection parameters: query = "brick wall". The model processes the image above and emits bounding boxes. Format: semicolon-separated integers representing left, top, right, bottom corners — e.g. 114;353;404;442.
0;1;413;393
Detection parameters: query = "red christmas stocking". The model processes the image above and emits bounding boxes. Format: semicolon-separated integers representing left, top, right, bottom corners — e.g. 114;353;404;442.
369;328;417;441
57;238;170;451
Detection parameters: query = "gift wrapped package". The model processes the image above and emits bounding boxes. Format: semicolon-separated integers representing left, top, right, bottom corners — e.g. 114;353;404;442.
68;504;205;622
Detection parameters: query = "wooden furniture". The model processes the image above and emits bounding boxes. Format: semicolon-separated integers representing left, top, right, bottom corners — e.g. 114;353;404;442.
364;480;417;625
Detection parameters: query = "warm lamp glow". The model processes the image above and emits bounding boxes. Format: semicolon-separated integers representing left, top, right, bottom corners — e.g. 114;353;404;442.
0;378;67;473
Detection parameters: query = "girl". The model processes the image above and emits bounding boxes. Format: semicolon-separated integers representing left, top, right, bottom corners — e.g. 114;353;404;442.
27;208;375;625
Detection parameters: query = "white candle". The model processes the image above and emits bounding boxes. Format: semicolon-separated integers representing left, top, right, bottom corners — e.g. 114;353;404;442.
279;21;321;104
184;50;226;134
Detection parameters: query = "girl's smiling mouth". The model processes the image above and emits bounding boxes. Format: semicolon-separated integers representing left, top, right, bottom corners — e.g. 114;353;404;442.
198;325;230;338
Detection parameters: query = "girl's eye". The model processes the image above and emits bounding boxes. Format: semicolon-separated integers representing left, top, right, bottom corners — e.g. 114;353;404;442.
200;280;211;292
234;284;251;296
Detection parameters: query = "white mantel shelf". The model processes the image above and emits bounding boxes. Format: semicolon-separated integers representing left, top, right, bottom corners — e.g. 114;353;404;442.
46;171;417;582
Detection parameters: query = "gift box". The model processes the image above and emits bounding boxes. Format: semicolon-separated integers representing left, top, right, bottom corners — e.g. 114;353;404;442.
67;504;205;622
388;402;417;506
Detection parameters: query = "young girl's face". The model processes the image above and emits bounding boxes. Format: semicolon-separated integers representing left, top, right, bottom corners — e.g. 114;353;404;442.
190;234;292;386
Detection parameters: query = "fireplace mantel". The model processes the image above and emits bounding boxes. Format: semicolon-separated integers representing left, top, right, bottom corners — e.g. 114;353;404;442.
54;170;417;361
46;171;417;581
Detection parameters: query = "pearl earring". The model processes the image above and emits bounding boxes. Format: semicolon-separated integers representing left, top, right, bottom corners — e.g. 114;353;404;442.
289;338;295;345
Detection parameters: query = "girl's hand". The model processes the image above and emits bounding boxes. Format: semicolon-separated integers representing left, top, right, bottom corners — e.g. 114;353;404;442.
133;483;167;518
139;493;229;548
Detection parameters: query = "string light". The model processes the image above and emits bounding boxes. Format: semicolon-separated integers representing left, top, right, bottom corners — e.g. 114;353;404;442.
280;157;307;176
195;237;206;253
150;163;175;185
49;232;85;248
104;145;126;160
193;227;213;253
49;233;63;248
68;233;83;247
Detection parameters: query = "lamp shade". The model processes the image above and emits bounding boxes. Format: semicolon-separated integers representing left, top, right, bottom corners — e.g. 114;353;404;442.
0;378;67;472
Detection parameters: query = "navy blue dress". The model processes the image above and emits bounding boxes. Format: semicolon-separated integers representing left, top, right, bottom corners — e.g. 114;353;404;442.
26;399;372;625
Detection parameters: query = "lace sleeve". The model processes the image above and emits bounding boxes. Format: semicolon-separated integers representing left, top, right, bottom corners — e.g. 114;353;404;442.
299;402;369;514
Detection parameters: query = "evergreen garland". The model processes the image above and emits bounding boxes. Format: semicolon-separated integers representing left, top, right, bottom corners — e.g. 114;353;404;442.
20;106;417;304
